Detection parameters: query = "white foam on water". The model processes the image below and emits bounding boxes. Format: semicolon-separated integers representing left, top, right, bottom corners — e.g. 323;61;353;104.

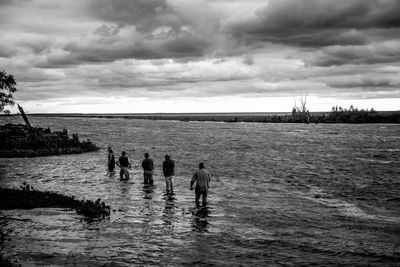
355;157;396;164
297;185;400;223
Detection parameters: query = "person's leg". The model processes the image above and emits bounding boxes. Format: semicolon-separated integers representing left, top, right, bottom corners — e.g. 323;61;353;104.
165;176;169;192
149;172;154;185
195;190;200;207
202;191;208;206
120;169;124;180
125;169;130;180
170;176;174;193
143;172;147;184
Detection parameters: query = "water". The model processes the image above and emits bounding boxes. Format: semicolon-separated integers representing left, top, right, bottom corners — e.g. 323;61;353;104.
1;116;400;266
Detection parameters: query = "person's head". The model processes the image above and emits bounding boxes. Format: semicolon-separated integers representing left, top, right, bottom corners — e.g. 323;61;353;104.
108;147;112;152
144;153;149;158
165;155;170;160
199;162;205;169
122;151;126;156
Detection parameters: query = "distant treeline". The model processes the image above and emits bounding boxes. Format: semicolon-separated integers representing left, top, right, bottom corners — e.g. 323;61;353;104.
2;108;400;123
291;106;400;124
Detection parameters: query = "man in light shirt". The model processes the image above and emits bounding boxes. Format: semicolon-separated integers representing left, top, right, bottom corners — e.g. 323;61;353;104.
190;163;211;207
116;151;131;181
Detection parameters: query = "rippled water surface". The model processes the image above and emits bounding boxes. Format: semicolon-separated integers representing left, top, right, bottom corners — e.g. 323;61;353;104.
1;116;400;266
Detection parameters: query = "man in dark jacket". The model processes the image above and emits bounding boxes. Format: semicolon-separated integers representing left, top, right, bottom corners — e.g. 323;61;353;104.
107;147;115;173
141;153;154;184
163;155;175;194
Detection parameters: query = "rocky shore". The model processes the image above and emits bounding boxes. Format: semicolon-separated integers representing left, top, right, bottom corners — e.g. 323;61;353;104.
0;123;99;158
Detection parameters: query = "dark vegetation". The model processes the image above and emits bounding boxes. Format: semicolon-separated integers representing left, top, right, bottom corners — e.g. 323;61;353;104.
0;183;111;219
0;255;21;267
292;106;400;124
0;123;99;158
15;109;400;124
0;183;111;266
0;70;17;115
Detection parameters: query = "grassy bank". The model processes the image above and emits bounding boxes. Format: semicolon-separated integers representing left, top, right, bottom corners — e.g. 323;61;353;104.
0;184;110;219
0;254;21;267
0;184;111;266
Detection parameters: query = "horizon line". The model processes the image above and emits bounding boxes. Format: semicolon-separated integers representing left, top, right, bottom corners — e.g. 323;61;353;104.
3;110;400;116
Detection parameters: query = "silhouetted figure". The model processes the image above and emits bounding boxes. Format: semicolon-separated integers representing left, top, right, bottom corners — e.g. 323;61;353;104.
116;151;131;181
107;147;115;172
163;155;175;194
190;163;211;207
141;152;154;184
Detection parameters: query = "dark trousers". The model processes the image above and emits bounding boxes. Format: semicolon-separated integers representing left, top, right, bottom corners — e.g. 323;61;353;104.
195;188;208;207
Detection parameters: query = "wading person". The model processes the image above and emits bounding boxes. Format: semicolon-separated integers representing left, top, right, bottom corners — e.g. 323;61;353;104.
107;147;115;173
190;163;211;207
141;153;154;184
116;151;131;181
163;155;175;194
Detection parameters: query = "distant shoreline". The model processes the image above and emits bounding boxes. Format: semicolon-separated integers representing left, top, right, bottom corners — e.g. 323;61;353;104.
1;111;400;123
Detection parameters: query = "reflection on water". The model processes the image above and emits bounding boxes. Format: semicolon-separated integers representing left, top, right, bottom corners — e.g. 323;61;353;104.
0;116;400;266
142;184;155;200
162;197;176;234
192;207;210;233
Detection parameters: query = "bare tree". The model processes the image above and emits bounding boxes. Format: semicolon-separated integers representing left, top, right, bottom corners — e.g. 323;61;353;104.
292;93;310;123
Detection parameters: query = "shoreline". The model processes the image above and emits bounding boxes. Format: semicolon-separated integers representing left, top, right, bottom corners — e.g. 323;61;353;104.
2;111;400;123
0;184;110;218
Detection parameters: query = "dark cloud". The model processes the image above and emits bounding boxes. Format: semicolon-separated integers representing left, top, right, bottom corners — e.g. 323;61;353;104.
0;43;17;58
1;0;400;111
309;40;400;66
326;78;395;89
87;0;185;34
245;29;368;47
0;0;31;6
227;0;400;47
93;24;121;37
63;35;208;62
24;1;222;67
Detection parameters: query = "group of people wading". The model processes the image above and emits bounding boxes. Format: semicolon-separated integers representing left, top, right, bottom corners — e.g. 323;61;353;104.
107;147;211;207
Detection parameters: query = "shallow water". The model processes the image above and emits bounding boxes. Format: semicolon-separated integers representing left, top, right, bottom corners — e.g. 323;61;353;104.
1;116;400;266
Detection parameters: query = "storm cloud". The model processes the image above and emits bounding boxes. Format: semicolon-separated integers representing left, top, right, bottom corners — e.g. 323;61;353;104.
0;0;399;112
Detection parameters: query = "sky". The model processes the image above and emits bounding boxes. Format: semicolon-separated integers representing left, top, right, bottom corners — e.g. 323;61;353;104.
1;0;399;113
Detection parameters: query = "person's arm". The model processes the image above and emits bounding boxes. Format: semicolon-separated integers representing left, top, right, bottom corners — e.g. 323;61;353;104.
151;159;154;171
128;160;132;169
116;160;121;168
190;172;197;190
163;161;167;176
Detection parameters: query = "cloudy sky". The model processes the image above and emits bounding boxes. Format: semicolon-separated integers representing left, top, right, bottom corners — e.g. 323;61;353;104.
1;0;399;113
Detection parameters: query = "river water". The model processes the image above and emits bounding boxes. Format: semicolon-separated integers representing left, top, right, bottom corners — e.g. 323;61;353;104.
0;116;399;266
